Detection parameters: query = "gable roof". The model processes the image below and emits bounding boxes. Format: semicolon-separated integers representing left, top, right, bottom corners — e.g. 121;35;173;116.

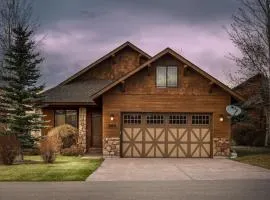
42;79;112;105
233;73;262;91
58;41;151;86
91;48;245;102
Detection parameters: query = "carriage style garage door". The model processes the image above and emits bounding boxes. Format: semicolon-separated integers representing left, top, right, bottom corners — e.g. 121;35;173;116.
121;113;212;158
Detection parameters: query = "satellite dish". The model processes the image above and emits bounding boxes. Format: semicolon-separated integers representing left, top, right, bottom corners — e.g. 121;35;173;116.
226;105;242;116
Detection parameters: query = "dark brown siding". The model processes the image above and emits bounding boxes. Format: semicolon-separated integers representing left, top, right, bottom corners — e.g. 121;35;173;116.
102;54;231;139
72;46;148;82
41;109;55;135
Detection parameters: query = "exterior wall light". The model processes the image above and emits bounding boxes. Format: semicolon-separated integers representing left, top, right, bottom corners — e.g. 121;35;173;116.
110;114;115;121
219;114;224;122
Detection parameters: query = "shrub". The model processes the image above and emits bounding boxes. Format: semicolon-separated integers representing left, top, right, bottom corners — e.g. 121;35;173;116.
232;124;265;146
61;145;84;156
39;138;57;163
0;135;20;165
47;124;79;153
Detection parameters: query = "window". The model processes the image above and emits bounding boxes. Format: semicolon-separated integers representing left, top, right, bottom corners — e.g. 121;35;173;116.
192;114;210;125
146;114;164;124
156;66;178;87
169;115;187;124
55;110;78;128
123;114;141;124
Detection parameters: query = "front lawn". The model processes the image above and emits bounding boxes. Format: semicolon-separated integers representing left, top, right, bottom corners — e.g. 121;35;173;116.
0;156;103;181
232;146;270;169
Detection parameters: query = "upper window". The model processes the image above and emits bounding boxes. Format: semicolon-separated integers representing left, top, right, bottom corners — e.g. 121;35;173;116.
156;66;178;88
55;110;78;128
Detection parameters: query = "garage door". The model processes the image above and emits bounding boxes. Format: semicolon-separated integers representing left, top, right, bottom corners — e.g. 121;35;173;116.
121;113;212;158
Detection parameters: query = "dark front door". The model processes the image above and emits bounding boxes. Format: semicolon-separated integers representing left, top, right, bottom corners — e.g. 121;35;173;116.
91;112;102;148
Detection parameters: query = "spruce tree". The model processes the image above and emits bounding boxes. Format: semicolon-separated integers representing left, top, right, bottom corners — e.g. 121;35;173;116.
0;24;44;150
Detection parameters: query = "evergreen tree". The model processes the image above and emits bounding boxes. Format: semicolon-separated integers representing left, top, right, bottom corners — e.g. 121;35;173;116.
0;24;44;149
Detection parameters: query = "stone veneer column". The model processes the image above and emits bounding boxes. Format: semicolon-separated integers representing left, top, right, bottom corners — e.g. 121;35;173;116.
78;107;87;152
213;138;230;157
103;137;120;157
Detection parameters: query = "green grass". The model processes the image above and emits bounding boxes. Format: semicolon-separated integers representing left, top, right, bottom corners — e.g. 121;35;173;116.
235;154;270;169
232;146;270;169
0;156;103;181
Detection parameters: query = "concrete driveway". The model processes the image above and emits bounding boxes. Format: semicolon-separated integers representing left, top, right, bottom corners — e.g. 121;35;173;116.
87;158;270;181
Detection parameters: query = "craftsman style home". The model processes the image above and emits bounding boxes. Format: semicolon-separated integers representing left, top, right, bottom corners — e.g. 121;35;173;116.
42;42;244;158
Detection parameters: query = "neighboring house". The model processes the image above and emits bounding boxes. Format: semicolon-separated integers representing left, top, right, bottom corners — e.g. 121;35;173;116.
233;74;266;145
41;41;244;158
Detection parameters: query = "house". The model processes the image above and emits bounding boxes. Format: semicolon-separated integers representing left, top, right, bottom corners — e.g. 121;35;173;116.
41;42;244;158
233;74;266;145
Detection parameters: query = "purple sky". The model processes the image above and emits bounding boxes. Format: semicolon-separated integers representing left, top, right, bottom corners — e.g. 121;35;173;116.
33;0;241;89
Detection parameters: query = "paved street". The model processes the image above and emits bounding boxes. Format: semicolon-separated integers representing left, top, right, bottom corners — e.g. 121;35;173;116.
1;180;270;200
88;158;270;181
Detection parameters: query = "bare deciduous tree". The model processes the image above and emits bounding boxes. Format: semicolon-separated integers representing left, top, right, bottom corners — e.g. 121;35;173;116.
0;0;33;74
228;0;270;146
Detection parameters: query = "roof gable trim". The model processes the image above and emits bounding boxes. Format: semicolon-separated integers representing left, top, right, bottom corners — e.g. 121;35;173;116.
58;41;151;86
91;48;245;102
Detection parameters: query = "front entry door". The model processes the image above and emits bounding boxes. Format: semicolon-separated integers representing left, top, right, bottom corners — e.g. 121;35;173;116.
91;113;102;148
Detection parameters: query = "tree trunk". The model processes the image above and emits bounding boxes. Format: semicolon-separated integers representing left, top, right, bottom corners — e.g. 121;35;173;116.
265;109;270;146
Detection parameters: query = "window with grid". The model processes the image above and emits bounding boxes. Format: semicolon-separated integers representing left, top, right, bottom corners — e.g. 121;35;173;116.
169;114;187;124
192;114;210;125
146;114;164;124
123;114;142;124
156;66;178;88
55;110;78;128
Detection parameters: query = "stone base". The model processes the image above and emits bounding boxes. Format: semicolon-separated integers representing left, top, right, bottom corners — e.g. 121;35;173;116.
103;137;120;157
213;137;230;157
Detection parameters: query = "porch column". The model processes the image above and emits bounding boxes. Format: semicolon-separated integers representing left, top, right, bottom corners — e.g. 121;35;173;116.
78;107;87;152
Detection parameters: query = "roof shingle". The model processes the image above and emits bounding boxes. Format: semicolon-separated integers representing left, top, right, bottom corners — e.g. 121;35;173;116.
42;79;112;104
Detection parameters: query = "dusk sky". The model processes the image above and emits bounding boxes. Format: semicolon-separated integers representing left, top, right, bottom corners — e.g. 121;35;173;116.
33;0;241;89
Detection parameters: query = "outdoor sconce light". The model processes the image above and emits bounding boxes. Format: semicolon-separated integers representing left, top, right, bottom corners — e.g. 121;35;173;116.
110;114;115;121
219;114;224;122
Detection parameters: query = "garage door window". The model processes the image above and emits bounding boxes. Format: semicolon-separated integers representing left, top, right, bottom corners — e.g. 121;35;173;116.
192;114;210;125
123;114;141;124
146;114;164;124
169;115;187;124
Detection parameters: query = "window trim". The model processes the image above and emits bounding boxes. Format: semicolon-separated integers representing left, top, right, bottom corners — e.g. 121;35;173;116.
54;109;79;128
156;66;178;88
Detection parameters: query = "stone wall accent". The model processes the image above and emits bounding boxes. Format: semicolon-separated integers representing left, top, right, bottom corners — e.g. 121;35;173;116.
213;138;230;156
103;137;120;157
78;107;87;152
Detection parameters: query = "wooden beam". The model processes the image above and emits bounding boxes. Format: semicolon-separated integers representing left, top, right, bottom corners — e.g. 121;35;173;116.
183;65;188;76
111;54;117;65
208;82;214;93
120;81;125;92
137;54;142;65
147;64;151;76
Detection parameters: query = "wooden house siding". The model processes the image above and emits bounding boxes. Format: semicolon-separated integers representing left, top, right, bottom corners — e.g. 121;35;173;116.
41;109;55;136
102;54;231;140
71;46;148;82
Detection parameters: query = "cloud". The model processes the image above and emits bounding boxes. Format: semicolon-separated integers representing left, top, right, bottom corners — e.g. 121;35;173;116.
33;0;240;88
